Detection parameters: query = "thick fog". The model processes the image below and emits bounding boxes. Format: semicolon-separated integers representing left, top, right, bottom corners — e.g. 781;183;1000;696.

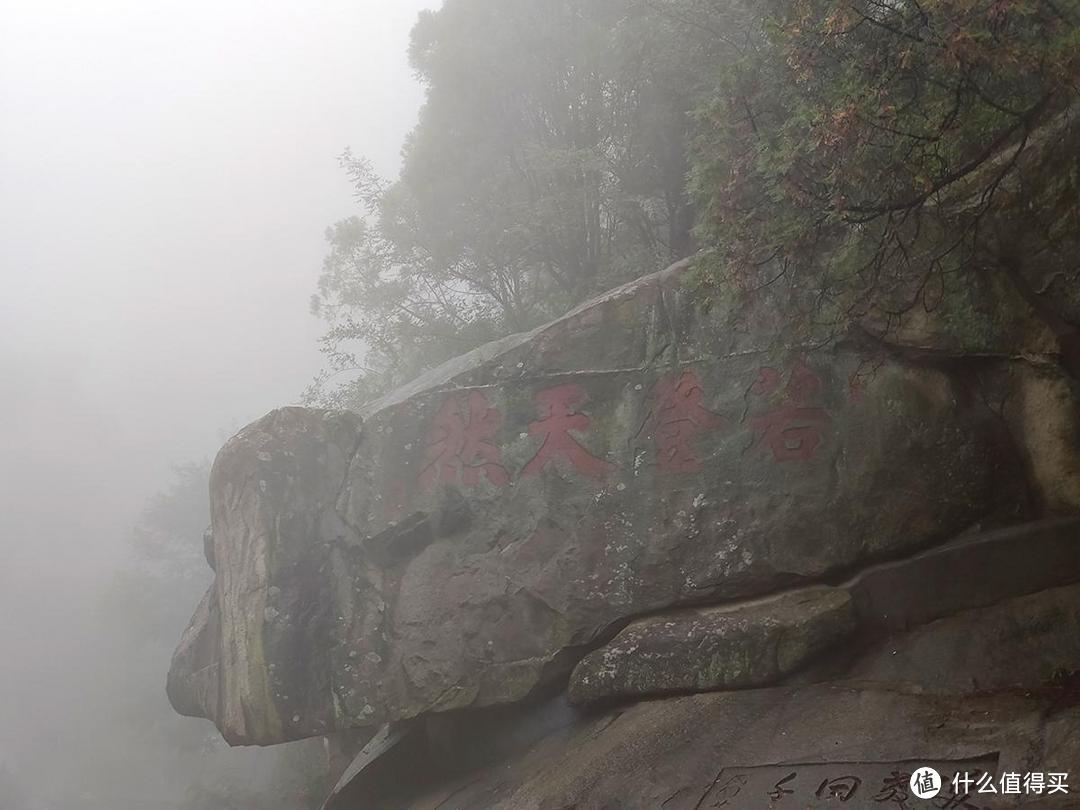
0;1;432;805
2;0;1077;806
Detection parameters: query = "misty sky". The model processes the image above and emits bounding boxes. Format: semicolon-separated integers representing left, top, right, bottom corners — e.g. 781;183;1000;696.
0;0;435;582
0;4;436;778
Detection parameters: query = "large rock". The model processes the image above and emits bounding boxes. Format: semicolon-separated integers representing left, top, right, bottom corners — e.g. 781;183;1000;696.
568;586;855;705
167;408;364;745
327;557;1080;809
328;684;1080;809
170;261;1030;745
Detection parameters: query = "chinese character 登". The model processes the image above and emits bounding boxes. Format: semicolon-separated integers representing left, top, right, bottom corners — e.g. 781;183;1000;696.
521;384;615;479
646;370;725;473
418;391;510;490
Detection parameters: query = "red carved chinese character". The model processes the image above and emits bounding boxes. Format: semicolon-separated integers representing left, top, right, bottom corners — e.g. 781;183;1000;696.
750;360;830;463
751;407;830;462
521;384;614;479
418;391;509;490
647;370;725;473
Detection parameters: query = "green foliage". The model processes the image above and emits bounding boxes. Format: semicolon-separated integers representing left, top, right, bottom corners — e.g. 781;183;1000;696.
309;0;719;408
690;0;1080;341
309;0;1080;406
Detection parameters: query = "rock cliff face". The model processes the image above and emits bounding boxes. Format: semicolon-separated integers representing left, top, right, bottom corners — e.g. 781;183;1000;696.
168;260;1080;808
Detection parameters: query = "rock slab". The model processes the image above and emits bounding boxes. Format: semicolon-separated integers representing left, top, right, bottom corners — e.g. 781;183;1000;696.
568;586;856;704
329;684;1080;809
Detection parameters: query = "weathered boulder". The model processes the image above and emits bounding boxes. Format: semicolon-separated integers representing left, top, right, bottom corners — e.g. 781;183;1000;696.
170;260;1035;745
167;408;364;745
568;586;855;705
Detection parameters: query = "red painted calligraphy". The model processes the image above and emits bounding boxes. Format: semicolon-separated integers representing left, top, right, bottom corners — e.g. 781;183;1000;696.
521;384;614;479
750;360;830;463
648;370;725;473
749;366;783;396
418;391;509;490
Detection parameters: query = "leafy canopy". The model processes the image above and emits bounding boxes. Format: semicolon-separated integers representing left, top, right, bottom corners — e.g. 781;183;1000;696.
691;0;1080;342
309;0;718;407
310;0;1080;407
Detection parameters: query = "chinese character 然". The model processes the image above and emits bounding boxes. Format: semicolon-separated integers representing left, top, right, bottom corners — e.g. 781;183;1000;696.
1048;773;1069;794
817;775;861;802
521;384;615;479
767;772;796;801
646;370;725;473
1000;772;1021;794
418;391;509;490
873;770;912;808
748;360;830;463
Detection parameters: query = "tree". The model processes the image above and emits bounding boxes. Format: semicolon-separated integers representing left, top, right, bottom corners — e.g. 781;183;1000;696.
689;0;1080;359
309;0;719;407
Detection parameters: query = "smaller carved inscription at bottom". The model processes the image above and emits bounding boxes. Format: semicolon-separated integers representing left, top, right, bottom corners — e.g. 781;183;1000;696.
685;757;1001;810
